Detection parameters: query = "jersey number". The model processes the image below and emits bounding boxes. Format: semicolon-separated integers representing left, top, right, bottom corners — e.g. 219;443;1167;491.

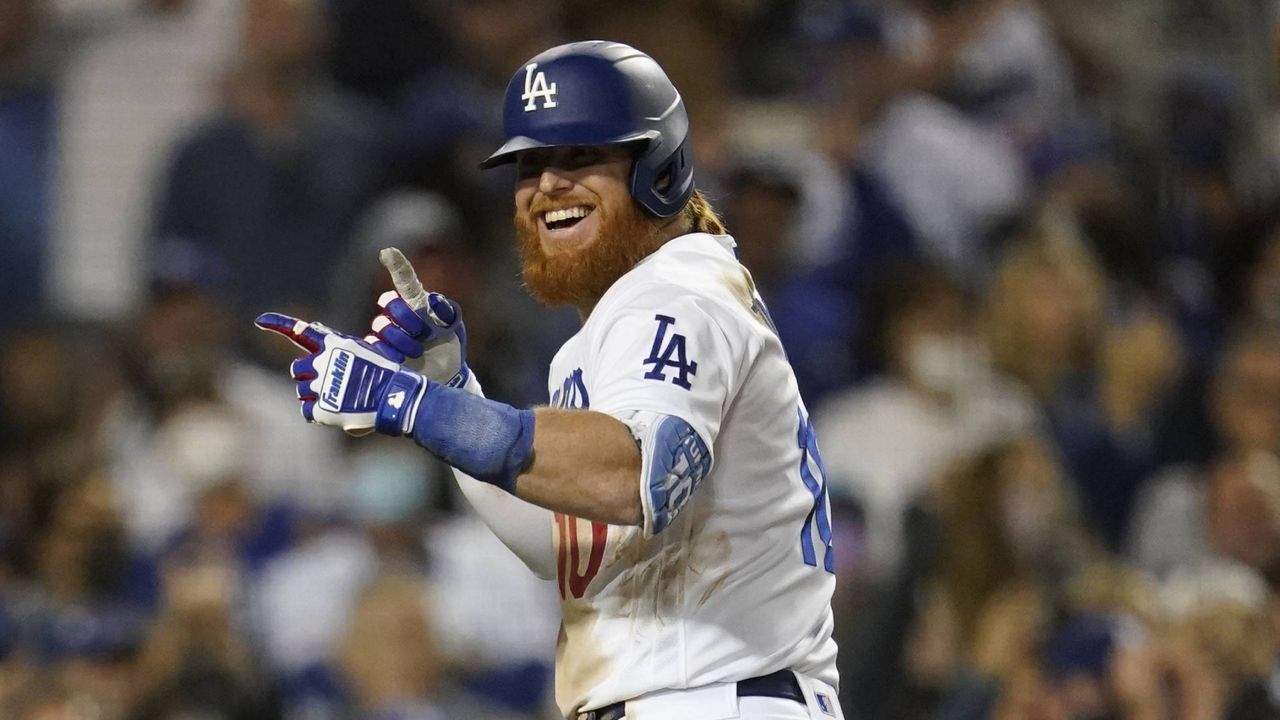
555;513;607;599
797;409;835;573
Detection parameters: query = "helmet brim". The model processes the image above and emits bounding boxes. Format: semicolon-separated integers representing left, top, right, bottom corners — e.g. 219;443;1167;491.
478;131;658;170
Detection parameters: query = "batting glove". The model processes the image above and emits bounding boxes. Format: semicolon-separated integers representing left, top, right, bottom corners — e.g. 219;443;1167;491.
255;311;534;492
366;290;470;388
254;312;427;437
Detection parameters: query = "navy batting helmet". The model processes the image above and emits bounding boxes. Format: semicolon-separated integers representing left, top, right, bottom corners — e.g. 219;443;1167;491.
479;41;694;218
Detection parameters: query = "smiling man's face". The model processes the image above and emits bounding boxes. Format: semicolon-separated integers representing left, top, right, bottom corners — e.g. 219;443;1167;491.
514;144;664;309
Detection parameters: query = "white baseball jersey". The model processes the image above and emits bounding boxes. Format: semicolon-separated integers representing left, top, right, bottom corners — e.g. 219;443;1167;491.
541;232;839;716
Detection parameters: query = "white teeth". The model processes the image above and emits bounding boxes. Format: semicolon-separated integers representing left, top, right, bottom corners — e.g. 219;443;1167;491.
543;206;590;225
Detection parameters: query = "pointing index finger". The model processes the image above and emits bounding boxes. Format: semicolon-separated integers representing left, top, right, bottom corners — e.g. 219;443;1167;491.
254;312;327;353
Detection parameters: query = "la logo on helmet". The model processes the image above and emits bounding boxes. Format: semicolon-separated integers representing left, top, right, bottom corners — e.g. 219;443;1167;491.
522;62;558;111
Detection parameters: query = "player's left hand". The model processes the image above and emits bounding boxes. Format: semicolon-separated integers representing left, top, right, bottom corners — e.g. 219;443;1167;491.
254;312;427;437
367;247;470;388
367;290;470;387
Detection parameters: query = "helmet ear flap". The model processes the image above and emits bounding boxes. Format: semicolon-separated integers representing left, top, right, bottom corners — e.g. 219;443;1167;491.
632;140;694;218
654;158;675;193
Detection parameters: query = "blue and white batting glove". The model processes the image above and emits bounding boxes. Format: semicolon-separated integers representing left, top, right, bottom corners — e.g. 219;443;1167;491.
255;311;534;492
254;312;427;437
366;290;471;388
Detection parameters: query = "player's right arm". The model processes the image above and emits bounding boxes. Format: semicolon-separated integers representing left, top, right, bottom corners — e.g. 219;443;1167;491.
512;288;743;535
367;283;643;528
446;377;558;581
364;285;738;533
255;278;735;555
517;408;643;526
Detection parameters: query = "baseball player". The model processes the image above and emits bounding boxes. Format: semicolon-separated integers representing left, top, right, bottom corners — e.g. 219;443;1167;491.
255;41;841;720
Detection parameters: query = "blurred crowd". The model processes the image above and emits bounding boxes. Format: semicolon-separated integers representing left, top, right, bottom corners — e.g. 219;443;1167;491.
3;0;1280;718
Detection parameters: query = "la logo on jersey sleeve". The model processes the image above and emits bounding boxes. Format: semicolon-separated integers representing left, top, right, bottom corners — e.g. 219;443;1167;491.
522;62;558;111
643;314;697;390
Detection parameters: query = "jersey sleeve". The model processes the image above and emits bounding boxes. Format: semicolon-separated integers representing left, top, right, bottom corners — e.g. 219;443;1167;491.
587;291;753;534
449;373;556;580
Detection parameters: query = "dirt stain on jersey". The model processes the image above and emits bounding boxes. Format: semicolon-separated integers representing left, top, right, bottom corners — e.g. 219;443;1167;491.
655;542;686;619
721;268;755;312
655;499;737;615
605;497;735;631
603;525;649;572
557;599;611;716
606;530;664;635
685;498;733;607
691;531;732;607
607;528;693;631
617;541;684;626
721;267;774;331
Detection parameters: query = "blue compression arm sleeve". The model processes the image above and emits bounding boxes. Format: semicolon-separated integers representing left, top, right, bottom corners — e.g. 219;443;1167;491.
406;382;535;494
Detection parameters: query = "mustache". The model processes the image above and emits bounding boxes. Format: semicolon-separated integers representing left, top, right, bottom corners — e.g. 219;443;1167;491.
527;199;599;216
515;199;663;308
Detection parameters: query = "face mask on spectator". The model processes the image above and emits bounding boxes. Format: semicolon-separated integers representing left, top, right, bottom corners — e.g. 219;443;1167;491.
905;333;987;399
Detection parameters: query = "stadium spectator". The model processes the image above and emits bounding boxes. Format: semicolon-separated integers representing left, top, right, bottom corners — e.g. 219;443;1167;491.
130;557;281;719
49;0;237;323
1155;72;1260;363
1157;561;1279;719
0;325;102;584
917;0;1077;143
151;402;300;578
863;92;1028;282
816;262;1040;580
848;436;1101;719
985;225;1183;548
96;243;346;555
338;573;445;720
0;0;223;332
3;475;149;719
1129;326;1280;577
1201;455;1280;584
339;568;549;720
931;438;1095;651
0;0;54;336
926;448;1167;720
151;0;389;333
252;438;434;716
813;0;1060;282
720;148;918;403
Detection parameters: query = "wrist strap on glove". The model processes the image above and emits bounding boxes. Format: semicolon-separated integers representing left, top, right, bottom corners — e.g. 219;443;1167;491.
374;371;428;436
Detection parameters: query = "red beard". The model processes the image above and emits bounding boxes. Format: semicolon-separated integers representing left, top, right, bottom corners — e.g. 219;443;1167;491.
515;199;664;309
